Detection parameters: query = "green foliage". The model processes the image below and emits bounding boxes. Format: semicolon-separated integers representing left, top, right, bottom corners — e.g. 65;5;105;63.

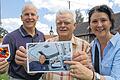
75;9;84;23
0;73;9;80
0;27;8;37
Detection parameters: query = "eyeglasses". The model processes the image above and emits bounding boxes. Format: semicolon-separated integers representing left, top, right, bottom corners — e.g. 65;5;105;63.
57;21;73;25
56;19;74;26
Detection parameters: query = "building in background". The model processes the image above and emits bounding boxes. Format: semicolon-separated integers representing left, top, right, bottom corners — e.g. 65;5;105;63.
45;26;57;40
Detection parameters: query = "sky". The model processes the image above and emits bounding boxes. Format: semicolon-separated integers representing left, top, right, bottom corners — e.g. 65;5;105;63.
0;0;120;35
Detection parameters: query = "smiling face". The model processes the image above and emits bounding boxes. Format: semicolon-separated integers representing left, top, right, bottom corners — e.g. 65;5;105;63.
90;12;112;38
56;13;75;40
21;5;39;29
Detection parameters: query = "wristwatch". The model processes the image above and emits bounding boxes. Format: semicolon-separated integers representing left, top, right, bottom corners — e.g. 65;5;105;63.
95;73;100;80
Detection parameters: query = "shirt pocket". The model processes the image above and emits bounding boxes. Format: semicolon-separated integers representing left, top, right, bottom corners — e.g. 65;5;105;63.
101;62;112;75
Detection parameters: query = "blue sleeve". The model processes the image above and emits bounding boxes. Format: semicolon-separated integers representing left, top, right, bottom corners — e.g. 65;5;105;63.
104;49;120;80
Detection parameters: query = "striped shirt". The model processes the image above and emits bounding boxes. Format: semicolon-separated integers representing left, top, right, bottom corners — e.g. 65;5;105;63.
43;35;91;80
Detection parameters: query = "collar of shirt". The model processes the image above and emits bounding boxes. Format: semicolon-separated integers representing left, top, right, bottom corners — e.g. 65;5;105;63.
92;32;120;60
19;25;39;37
93;32;120;48
49;35;77;45
109;32;120;47
71;35;78;49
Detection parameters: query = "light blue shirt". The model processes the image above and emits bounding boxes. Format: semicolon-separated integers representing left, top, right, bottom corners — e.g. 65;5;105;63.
91;32;120;80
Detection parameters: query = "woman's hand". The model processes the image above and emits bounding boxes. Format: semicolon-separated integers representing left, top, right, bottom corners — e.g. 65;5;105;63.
64;61;93;80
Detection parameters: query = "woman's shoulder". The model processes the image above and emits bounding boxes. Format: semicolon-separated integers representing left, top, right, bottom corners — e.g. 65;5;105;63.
111;33;120;48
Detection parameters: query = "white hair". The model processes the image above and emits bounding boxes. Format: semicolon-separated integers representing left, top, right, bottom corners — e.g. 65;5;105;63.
56;9;76;23
21;2;38;15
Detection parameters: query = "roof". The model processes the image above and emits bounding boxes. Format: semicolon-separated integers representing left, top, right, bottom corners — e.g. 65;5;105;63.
113;13;120;32
74;22;89;36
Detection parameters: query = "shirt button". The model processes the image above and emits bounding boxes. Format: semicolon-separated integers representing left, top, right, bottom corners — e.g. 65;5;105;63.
104;64;108;67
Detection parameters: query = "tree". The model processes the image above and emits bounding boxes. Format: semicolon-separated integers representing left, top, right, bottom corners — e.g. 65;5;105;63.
0;27;8;37
75;9;84;24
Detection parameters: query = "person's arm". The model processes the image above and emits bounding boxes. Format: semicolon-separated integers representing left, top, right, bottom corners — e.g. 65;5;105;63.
64;61;106;80
1;35;14;74
65;50;120;80
0;58;9;74
64;61;93;80
93;72;105;80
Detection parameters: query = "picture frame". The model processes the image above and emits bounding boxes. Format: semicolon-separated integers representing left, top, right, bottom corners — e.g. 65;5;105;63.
26;41;72;73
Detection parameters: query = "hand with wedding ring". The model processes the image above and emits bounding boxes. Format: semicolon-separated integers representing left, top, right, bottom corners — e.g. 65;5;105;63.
64;61;93;80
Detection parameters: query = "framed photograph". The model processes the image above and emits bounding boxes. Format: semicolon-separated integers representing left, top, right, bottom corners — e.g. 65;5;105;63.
26;41;72;73
0;44;10;61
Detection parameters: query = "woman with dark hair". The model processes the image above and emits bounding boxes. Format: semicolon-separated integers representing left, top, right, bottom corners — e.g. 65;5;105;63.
65;5;120;80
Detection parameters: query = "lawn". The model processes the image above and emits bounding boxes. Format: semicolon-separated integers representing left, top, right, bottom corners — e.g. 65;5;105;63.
0;73;9;80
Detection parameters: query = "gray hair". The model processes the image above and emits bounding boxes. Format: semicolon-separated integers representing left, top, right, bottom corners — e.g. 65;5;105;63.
56;9;76;23
21;2;38;15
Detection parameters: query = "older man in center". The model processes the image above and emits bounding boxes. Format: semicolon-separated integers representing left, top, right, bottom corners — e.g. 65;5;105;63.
44;9;92;80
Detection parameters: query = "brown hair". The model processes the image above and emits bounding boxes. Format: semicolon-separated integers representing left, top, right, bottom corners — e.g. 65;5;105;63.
88;5;115;31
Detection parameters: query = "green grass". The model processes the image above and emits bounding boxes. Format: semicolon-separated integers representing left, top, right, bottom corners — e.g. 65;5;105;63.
0;73;9;80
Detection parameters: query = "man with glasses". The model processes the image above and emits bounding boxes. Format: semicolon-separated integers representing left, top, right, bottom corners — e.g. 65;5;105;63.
0;3;45;80
43;9;92;80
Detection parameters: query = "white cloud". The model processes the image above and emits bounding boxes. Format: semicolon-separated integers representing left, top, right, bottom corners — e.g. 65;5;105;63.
1;18;22;33
25;0;30;2
36;22;50;35
26;0;114;21
27;0;113;11
28;0;69;12
1;18;51;35
1;0;118;38
23;0;118;15
3;0;118;35
114;0;120;6
44;13;56;22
